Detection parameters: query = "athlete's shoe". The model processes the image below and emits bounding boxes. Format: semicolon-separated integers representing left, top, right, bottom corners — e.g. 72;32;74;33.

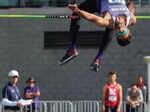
90;59;101;72
59;49;78;65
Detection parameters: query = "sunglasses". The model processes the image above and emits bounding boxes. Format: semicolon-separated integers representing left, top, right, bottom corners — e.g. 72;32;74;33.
12;76;19;78
117;29;128;37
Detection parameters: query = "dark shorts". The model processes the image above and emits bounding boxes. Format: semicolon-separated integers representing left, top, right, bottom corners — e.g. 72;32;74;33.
105;106;118;112
78;0;98;12
72;0;100;16
126;104;139;112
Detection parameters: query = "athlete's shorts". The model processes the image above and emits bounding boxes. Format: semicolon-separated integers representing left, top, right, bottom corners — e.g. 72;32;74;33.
105;106;118;112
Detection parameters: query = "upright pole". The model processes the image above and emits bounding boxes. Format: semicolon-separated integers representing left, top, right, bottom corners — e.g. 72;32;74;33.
144;56;150;111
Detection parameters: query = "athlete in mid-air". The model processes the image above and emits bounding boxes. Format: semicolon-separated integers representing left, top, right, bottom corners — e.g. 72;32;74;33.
60;0;136;72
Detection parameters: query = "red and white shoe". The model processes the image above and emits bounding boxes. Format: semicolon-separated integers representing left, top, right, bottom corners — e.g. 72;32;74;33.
90;59;101;72
59;49;78;65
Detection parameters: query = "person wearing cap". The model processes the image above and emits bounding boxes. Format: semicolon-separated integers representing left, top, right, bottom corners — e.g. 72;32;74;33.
2;70;32;112
24;77;40;112
101;72;122;112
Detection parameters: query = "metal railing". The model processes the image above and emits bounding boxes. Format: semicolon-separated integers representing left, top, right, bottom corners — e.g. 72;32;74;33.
0;101;148;112
39;101;73;112
73;101;100;112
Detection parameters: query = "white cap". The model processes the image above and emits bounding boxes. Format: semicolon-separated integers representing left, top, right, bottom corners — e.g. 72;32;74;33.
8;70;19;77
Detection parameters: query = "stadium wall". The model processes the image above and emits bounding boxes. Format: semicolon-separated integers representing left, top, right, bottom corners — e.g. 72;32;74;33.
0;8;149;100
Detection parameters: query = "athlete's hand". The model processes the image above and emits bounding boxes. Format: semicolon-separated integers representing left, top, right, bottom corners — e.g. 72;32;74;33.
127;2;135;14
131;102;136;107
25;93;34;99
101;105;105;112
68;4;80;13
117;107;121;112
17;101;24;107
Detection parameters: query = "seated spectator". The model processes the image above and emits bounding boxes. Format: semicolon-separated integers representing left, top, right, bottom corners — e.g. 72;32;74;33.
126;84;143;112
136;75;147;102
2;70;32;112
24;77;40;112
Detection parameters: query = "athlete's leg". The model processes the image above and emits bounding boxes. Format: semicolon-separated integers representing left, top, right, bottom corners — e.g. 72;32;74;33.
105;106;111;112
90;28;114;72
60;0;97;65
111;106;117;112
131;107;136;112
126;104;131;112
135;106;139;112
69;0;97;46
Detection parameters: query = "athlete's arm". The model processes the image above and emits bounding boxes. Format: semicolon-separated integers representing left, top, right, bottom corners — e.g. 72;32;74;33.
32;91;40;97
25;91;40;98
24;92;33;99
117;84;123;112
101;85;107;112
126;88;134;104
127;2;135;14
135;89;143;104
2;98;18;106
68;4;110;27
127;2;136;26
